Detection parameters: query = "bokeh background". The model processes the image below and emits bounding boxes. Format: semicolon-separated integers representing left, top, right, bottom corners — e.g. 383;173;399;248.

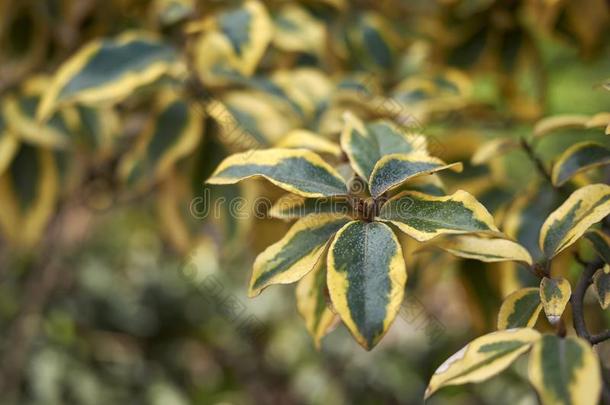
0;0;609;404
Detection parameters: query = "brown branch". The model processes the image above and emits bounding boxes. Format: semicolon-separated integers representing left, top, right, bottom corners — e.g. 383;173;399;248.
590;330;610;345
571;257;605;343
520;137;553;184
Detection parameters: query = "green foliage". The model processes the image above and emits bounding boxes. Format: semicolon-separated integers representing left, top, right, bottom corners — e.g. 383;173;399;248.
0;0;609;403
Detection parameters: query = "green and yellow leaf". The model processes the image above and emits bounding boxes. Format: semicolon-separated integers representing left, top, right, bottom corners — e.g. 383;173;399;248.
428;235;533;265
551;142;610;186
0;118;19;176
344;12;400;71
340;112;428;182
269;194;352;220
471;138;520;165
207;148;348;198
539;184;610;258
0;144;59;247
368;152;462;198
296;256;338;349
38;32;180;120
533;115;589;138
497;288;542;329
585;112;610;134
249;214;349;296
539;277;571;324
592;265;609;309
327;221;406;350
425;328;541;399
528;334;601;405
2;77;77;148
390;173;446;197
584;229;610;264
118;90;204;186
272;4;325;55
189;0;272;84
154;0;194;26
377;190;500;242
207;90;300;150
275;129;341;157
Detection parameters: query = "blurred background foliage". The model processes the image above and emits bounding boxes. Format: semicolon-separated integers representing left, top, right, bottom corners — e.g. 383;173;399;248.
0;0;608;404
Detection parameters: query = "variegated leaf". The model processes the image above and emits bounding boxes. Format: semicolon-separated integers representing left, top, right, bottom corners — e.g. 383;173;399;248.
377;190;499;242
3;77;75;148
296;255;337;348
425;328;541;399
389;174;446;197
429;235;533;265
539;184;610;258
189;0;272;84
503;183;561;264
585;112;610;133
207;148;348;197
207;90;300;150
0;116;19;176
344;12;399;71
272;4;325;55
269;194;352;220
539;277;571;325
584;229;610;264
275;129;342;157
497;288;542;330
340;112;428;182
528;335;601;405
38;33;180;120
551;142;610;186
471;138;519;165
533;115;589;138
368;152;462;198
0;144;59;246
593;265;609;309
249;214;349;296
327;221;406;350
118;90;204;186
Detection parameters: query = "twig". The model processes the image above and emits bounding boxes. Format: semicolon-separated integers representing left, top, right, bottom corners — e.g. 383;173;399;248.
571;257;604;343
520;137;553;184
590;330;610;345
